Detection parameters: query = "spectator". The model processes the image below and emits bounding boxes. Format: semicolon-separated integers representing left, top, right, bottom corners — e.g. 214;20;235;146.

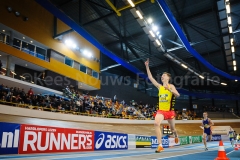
28;88;34;96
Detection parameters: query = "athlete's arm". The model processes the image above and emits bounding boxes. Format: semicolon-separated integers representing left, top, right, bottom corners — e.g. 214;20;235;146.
145;59;161;89
208;118;214;126
169;84;180;97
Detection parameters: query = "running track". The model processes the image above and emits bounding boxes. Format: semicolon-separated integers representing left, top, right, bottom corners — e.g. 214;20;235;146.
0;141;239;160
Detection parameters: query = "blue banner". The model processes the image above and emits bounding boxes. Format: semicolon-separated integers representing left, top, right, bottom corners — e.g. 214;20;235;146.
151;136;169;148
94;131;128;150
0;122;20;155
210;135;222;141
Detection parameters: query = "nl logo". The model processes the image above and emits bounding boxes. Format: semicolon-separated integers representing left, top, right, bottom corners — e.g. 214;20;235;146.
0;129;19;148
0;122;20;155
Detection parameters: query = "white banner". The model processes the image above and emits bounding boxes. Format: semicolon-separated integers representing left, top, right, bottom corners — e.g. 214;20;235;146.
211;126;232;135
128;134;136;149
169;138;180;147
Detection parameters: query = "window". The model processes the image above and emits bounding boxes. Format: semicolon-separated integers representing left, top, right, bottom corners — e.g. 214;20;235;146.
92;70;99;79
13;38;21;49
80;64;86;73
73;61;80;70
36;47;46;60
22;41;35;55
0;33;5;43
6;35;10;45
51;50;65;63
65;57;73;67
86;68;92;76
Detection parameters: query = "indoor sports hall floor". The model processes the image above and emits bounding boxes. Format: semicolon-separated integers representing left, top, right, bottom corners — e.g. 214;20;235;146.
0;141;239;160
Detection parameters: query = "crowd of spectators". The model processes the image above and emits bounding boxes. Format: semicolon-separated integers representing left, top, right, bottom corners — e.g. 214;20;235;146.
0;84;223;120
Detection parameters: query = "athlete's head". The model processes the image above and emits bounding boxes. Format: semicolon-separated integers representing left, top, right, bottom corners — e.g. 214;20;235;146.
161;72;171;83
203;112;208;118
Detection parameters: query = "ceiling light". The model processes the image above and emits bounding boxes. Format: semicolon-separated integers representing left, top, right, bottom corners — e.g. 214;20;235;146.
15;11;20;17
0;55;1;56
127;0;135;7
199;75;204;79
83;50;92;58
2;30;5;32
31;81;34;84
221;82;227;85
7;7;12;12
147;18;153;24
226;4;230;14
156;31;160;35
149;30;155;37
181;64;188;69
228;16;232;24
233;60;236;66
230;38;234;45
231;46;235;52
30;41;33;43
152;25;158;31
235;80;238;82
229;26;232;33
23;37;25;39
159;35;162;39
136;10;143;19
155;39;161;46
234;66;237;71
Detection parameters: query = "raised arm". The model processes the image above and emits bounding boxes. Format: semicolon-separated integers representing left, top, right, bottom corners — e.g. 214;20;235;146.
169;84;180;98
145;59;161;89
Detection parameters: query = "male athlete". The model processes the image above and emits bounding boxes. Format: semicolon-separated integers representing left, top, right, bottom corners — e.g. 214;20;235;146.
202;112;214;151
228;128;235;147
145;59;180;153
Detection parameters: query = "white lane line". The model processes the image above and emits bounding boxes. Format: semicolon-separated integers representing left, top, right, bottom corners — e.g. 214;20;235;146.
226;150;235;155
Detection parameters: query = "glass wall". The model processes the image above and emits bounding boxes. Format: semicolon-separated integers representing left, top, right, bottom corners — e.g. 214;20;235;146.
65;57;73;67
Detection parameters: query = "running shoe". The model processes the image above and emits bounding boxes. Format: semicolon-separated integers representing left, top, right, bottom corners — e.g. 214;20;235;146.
155;146;164;153
205;148;208;151
175;137;179;144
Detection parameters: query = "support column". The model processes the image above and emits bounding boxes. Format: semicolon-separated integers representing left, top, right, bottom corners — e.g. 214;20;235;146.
6;55;12;76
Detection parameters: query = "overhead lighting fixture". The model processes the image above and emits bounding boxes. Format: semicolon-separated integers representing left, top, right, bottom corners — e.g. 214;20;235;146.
149;30;155;37
64;39;76;49
23;37;25;39
226;4;230;14
155;39;161;46
230;38;234;45
83;50;92;58
228;16;232;24
229;26;232;33
147;18;153;24
221;82;227;85
234;66;237;71
181;64;188;69
152;25;158;32
156;31;160;36
31;81;34;84
235;80;238;82
136;10;143;19
2;30;5;32
159;35;162;39
15;11;20;17
199;75;204;79
127;0;135;7
0;55;1;56
233;60;236;66
30;41;33;43
231;46;235;52
7;7;12;12
174;59;180;64
165;54;173;59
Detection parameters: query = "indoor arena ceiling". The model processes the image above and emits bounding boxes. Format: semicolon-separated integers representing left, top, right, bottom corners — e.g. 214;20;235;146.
48;0;240;94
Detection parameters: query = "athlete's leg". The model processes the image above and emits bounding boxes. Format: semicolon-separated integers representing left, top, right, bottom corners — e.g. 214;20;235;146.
208;134;212;142
154;113;164;145
203;133;208;150
167;118;178;138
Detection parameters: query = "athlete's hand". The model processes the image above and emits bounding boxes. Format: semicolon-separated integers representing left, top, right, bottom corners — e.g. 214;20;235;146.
145;58;149;67
204;124;210;128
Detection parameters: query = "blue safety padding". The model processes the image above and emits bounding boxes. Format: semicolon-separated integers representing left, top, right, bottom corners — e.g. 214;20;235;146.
35;0;147;79
156;0;240;81
35;0;239;100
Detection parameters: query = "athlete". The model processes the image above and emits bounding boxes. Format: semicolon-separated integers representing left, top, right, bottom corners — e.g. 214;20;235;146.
236;134;240;143
145;59;180;153
228;128;235;147
202;112;214;151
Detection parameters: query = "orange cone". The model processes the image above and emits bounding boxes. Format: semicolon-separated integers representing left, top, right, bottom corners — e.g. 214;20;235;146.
214;141;230;160
235;144;239;151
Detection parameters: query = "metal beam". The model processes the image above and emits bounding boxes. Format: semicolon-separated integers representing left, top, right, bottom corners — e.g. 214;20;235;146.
82;12;115;26
87;0;114;12
53;29;74;39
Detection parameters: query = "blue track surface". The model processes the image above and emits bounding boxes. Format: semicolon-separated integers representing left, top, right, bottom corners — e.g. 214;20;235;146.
0;142;239;160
